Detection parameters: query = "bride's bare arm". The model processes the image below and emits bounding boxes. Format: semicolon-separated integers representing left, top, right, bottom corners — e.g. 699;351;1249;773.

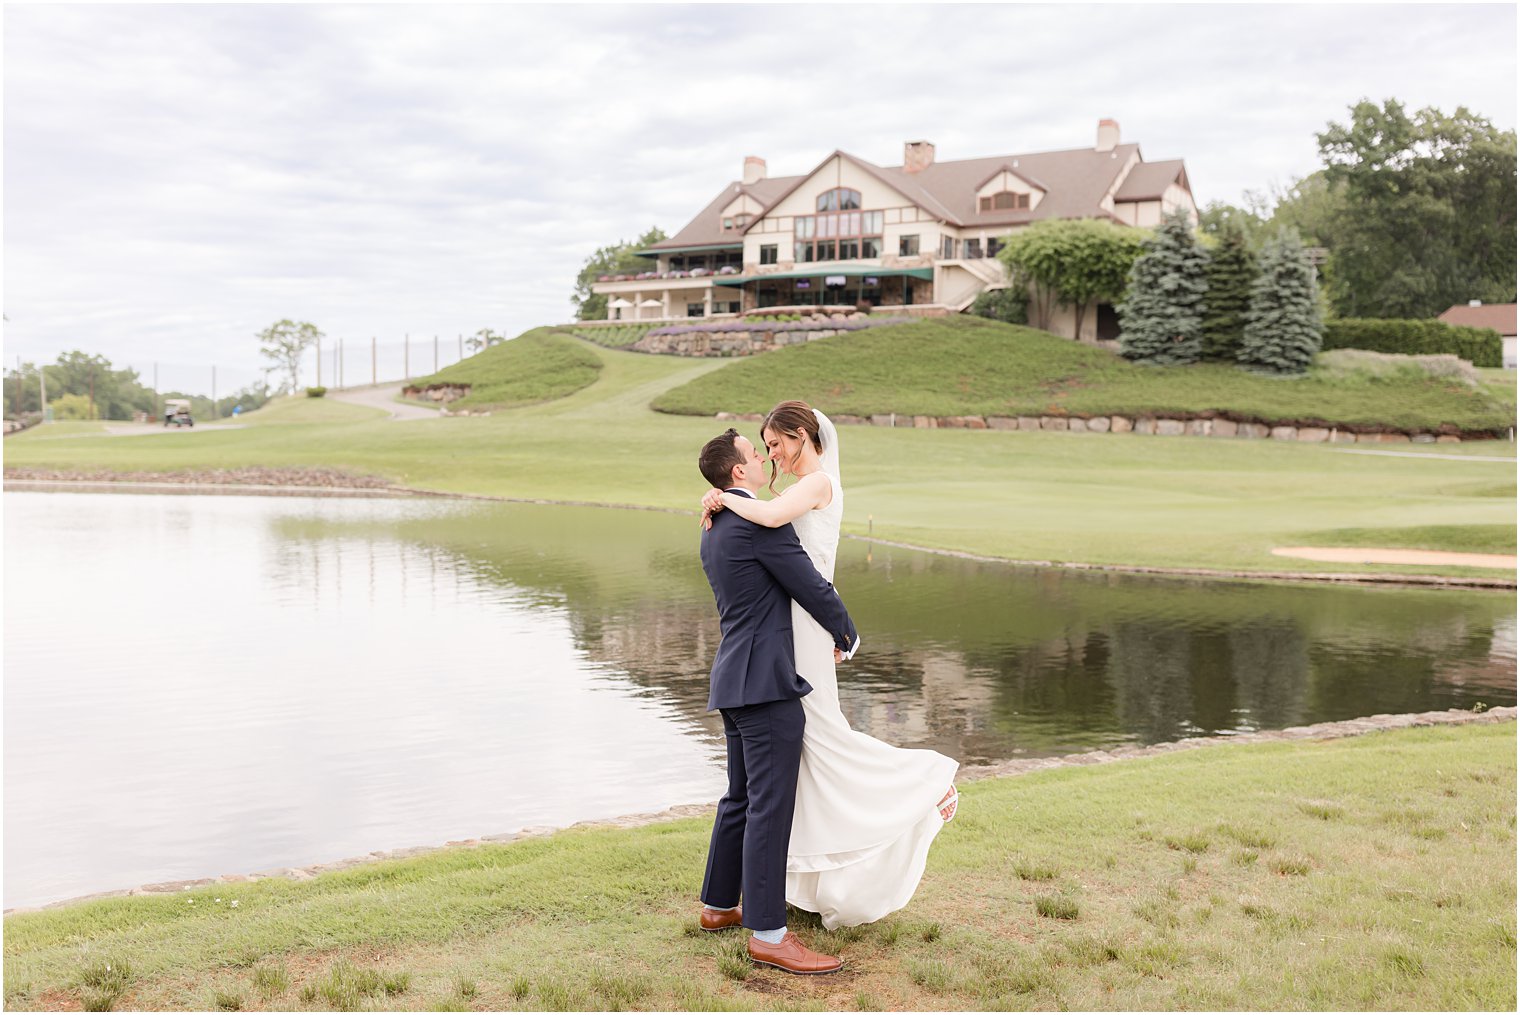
715;473;832;528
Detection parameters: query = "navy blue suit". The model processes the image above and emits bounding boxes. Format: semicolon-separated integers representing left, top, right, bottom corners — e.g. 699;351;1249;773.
698;489;858;931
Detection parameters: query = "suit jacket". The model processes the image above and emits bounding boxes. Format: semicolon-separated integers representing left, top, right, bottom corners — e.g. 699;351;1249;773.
699;489;859;711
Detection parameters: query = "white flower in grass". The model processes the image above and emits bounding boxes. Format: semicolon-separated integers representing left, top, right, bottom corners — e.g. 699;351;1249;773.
231;900;240;908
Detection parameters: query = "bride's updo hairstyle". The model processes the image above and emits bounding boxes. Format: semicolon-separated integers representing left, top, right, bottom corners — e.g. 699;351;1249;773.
761;400;822;493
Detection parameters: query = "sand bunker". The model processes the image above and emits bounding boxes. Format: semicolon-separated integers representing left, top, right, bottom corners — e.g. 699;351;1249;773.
1272;547;1517;569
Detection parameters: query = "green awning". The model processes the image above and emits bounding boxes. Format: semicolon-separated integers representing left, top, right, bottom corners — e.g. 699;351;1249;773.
711;266;933;287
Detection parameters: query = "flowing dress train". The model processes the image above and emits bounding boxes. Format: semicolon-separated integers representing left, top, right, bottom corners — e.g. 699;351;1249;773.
783;448;959;930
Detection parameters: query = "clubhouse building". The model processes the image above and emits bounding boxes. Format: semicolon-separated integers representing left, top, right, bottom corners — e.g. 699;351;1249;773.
592;120;1198;341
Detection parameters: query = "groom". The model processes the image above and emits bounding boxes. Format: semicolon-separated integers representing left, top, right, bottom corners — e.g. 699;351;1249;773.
695;428;859;975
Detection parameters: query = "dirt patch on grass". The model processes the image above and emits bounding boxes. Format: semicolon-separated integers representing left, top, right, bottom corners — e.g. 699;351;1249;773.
1272;546;1517;569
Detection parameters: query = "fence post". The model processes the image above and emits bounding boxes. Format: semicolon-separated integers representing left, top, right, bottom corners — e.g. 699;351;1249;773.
212;366;217;419
372;336;376;385
316;335;322;389
458;334;463;361
404;334;409;380
434;335;438;374
339;337;344;389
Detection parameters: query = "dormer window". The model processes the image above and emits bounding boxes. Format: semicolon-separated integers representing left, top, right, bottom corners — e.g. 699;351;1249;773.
817;188;861;212
723;213;752;231
980;192;1030;212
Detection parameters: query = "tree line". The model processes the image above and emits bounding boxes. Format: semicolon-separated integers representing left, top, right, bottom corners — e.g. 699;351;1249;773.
3;352;271;421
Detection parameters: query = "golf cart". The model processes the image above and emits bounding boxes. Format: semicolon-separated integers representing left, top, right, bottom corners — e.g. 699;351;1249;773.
163;399;194;427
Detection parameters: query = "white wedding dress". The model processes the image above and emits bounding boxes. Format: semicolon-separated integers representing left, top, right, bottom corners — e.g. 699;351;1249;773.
783;411;960;930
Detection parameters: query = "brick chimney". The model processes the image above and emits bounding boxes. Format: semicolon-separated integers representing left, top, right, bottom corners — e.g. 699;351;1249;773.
743;156;767;185
904;140;936;174
1096;118;1120;152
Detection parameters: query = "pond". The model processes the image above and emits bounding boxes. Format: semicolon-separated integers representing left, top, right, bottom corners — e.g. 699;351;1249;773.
5;490;1514;909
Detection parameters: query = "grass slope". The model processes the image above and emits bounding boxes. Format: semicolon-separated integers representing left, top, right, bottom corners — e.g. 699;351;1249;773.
406;328;602;409
5;334;1514;577
652;316;1516;433
4;722;1513;1011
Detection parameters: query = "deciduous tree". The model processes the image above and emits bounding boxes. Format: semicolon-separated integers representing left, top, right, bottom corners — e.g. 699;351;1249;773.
257;320;323;393
996;219;1143;340
571;226;668;321
1315;99;1517;317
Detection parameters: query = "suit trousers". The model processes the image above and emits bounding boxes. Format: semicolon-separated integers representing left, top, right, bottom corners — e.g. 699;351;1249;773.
700;696;806;931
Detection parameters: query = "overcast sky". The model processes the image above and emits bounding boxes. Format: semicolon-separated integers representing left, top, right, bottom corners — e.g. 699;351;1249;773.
5;3;1515;384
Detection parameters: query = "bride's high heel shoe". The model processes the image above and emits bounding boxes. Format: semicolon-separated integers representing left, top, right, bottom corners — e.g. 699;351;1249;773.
937;785;958;823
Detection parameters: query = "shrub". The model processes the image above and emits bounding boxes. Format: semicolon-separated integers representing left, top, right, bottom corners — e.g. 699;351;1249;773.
970;286;1030;325
1321;318;1502;367
305;386;327;398
1316;349;1480;387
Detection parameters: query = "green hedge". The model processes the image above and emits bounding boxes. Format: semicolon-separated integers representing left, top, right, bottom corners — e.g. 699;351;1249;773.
1322;318;1503;367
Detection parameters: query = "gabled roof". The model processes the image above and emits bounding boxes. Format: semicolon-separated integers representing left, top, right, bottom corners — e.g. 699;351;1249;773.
905;143;1142;228
642;140;1193;250
642;174;802;252
1437;303;1517;336
1114;159;1187;201
973;163;1050;193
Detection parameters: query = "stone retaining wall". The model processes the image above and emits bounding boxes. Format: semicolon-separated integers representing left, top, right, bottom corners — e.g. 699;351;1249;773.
713;410;1505;443
400;383;470;403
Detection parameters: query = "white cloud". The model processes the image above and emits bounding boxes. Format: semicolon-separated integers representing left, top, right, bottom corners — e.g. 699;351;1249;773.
4;3;1515;380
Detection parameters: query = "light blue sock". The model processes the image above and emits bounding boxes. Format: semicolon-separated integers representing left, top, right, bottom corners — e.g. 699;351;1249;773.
703;903;738;913
752;926;786;945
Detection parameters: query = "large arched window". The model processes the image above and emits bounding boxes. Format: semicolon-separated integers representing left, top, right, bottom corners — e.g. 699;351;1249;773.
817;188;861;212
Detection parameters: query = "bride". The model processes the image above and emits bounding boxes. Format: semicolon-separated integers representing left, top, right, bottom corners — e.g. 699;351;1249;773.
700;400;960;930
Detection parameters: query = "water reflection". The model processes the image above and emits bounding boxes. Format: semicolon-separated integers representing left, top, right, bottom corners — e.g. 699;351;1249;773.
369;502;1515;762
4;492;1513;910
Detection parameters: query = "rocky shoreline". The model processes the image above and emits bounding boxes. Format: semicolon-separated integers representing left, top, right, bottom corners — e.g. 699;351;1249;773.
7;705;1511;917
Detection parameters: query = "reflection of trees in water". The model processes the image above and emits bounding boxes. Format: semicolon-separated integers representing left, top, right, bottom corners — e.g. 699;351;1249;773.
1108;624;1197;745
282;503;1516;763
1229;623;1310;730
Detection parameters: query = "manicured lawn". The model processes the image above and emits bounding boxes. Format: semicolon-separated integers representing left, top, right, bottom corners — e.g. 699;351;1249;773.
5;336;1513;578
652;317;1516;434
406;328;603;409
4;722;1512;1011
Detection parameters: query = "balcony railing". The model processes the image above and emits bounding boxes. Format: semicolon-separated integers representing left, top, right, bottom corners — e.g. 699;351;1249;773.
596;266;742;283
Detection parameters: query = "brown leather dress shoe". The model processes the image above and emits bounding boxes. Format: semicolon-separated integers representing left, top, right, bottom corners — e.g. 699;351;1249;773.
747;931;842;975
699;906;743;932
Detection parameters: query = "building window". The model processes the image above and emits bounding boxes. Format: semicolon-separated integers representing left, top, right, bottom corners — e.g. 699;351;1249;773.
723;301;741;314
687;303;705;317
965;239;984;259
760;244;778;265
722;217;733;230
899;234;920;256
988;237;1005;258
817;188;861;212
979;192;1030;212
794;210;883;263
940;235;958;259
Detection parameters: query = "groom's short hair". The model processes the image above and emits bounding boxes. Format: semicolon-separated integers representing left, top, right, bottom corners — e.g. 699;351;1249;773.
699;428;745;488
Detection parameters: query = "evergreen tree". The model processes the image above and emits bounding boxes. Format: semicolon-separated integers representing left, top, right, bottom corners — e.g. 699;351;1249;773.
1239;228;1323;374
1200;223;1257;360
1117;208;1208;365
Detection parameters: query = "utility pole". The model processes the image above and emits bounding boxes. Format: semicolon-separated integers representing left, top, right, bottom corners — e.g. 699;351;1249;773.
404;333;410;380
89;365;96;420
211;366;217;420
13;355;20;418
154;362;160;420
316;334;322;389
39;364;47;422
433;334;438;373
371;336;376;385
339;337;344;389
458;334;463;362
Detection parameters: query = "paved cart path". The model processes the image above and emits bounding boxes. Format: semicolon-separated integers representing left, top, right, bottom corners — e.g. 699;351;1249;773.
330;384;442;421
